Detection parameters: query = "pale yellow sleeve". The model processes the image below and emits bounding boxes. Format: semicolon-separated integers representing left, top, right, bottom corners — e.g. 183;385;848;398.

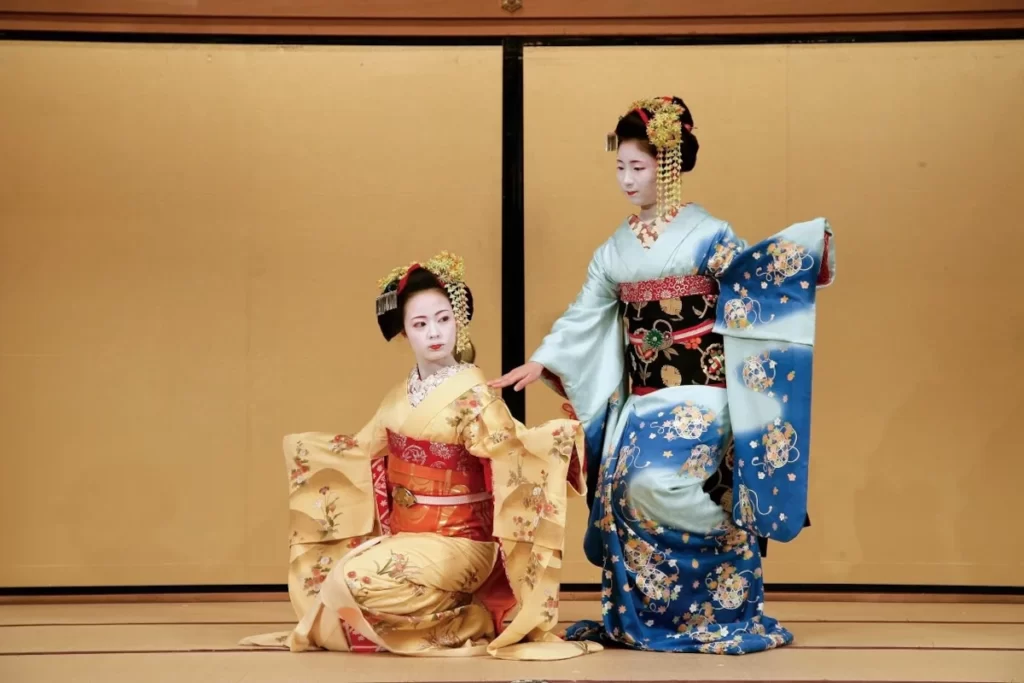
460;391;597;659
282;402;389;620
460;394;582;543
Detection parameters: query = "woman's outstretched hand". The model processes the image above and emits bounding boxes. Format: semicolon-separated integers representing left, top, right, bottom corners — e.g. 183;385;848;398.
488;361;544;392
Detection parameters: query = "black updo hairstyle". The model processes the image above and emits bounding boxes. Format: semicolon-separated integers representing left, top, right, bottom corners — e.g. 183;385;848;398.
614;96;700;173
376;267;476;363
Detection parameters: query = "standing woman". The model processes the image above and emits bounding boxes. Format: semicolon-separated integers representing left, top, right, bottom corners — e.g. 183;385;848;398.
492;97;835;654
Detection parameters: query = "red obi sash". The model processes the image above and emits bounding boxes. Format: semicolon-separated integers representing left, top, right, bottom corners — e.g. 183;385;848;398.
383;429;492;541
387;429;483;477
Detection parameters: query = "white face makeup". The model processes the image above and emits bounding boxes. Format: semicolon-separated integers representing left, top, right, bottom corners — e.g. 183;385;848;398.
616;139;658;214
403;288;457;375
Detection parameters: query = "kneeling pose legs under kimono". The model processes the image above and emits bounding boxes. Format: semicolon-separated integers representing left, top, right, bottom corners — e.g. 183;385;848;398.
242;252;599;660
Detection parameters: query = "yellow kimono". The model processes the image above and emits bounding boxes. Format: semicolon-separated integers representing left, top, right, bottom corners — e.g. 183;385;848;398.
242;364;599;660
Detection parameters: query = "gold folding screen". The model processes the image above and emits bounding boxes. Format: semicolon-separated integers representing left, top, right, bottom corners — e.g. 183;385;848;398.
1;37;1023;589
0;41;503;586
523;41;1024;586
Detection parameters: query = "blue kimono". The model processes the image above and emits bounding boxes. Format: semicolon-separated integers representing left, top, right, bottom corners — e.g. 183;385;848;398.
531;204;835;655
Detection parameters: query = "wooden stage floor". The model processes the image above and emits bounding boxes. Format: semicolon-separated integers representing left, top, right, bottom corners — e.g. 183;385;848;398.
0;597;1021;682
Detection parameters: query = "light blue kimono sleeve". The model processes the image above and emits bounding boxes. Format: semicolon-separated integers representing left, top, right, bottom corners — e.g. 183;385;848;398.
530;241;625;490
713;218;835;542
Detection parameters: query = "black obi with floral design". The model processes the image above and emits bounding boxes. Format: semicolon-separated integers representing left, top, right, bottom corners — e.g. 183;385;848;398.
618;274;725;395
617;273;795;556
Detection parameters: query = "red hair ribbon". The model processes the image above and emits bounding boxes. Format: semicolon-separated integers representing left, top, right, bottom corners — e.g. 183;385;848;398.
397;263;451;295
634;100;691;133
397;264;421;294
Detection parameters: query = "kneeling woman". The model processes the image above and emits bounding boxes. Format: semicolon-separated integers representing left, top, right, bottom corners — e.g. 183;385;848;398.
243;252;597;660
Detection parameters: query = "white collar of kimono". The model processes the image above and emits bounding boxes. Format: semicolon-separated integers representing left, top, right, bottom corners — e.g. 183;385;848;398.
407;363;474;408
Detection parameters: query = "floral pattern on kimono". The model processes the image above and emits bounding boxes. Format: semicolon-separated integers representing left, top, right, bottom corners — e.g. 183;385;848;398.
242;365;598;661
530;203;835;655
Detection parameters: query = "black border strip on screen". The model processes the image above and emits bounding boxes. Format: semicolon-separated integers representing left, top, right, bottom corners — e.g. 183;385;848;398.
501;38;527;420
